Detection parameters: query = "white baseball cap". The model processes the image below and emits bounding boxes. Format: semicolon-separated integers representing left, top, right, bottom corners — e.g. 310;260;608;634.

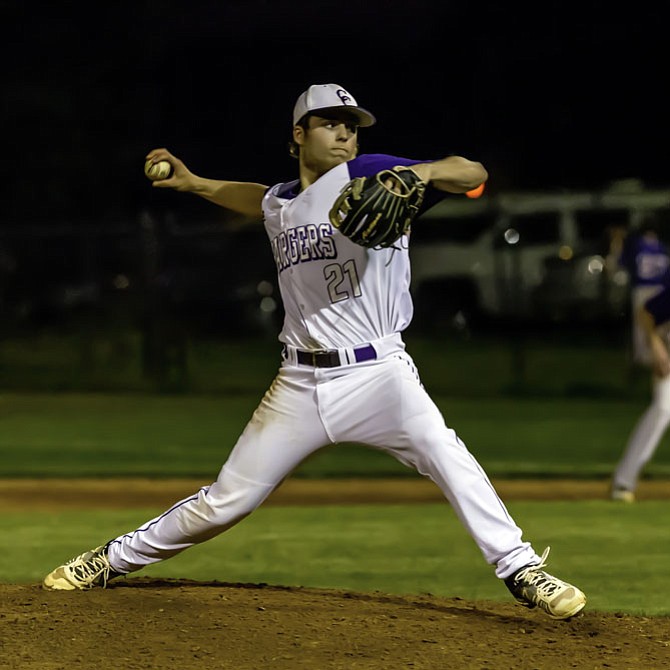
292;83;376;127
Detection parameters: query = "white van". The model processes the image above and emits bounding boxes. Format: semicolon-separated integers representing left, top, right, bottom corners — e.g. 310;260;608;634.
409;181;670;330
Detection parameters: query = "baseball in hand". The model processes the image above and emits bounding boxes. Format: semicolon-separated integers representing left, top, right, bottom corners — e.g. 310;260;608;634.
144;159;172;181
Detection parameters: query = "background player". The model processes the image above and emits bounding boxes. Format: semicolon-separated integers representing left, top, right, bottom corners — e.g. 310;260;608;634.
611;213;670;501
43;83;586;620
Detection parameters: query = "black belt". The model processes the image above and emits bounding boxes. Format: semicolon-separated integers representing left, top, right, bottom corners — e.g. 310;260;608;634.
294;344;377;368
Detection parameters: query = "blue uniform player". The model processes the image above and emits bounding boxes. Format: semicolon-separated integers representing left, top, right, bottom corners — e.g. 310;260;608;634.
612;214;670;501
618;215;670;366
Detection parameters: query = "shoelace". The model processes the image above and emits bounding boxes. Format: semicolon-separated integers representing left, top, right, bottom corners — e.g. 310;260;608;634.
67;550;111;587
512;547;562;598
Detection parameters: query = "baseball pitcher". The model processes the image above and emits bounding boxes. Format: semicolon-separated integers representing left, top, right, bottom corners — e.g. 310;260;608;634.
43;83;586;620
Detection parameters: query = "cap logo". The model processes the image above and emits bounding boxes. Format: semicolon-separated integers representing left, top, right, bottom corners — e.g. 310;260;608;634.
336;89;353;106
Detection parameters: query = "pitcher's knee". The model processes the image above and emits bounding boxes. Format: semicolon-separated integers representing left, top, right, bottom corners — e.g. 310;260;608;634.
201;473;274;523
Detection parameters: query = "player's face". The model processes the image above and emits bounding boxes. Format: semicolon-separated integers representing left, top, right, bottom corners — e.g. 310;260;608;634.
295;114;359;173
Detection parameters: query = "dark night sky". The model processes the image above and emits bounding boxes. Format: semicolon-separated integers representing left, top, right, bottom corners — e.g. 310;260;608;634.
4;1;668;224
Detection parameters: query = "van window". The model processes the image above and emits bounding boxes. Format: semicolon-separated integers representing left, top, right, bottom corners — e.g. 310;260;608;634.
413;212;498;243
507;212;560;245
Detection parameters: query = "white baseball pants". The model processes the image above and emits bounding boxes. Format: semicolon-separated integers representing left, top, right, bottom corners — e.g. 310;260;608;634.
613;372;670;491
108;344;541;579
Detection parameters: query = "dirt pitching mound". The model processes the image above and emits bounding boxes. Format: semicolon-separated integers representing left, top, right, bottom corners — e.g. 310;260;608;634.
2;579;668;670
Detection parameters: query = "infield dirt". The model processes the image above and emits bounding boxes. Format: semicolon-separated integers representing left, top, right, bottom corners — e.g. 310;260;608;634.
1;477;669;670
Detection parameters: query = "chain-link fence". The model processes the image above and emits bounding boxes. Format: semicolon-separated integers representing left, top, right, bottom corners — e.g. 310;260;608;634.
0;203;649;396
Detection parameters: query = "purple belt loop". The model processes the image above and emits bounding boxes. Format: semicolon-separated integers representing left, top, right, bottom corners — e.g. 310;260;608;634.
354;344;377;363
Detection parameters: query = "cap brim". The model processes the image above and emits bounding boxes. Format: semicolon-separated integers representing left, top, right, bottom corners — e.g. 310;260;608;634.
300;106;376;128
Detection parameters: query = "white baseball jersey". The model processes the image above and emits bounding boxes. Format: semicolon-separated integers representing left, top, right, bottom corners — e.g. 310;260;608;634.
263;154;427;350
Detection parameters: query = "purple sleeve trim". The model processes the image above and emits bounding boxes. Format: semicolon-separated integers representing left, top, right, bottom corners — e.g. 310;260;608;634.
346;154;424;179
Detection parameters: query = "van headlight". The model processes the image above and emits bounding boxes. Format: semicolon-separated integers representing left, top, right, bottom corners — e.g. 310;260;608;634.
503;228;519;245
587;256;605;274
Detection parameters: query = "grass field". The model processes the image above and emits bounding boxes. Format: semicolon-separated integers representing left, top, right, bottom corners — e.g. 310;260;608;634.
1;391;669;478
1;389;669;615
2;500;668;615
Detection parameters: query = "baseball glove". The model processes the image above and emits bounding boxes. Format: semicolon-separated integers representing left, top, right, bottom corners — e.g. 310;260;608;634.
328;166;427;248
